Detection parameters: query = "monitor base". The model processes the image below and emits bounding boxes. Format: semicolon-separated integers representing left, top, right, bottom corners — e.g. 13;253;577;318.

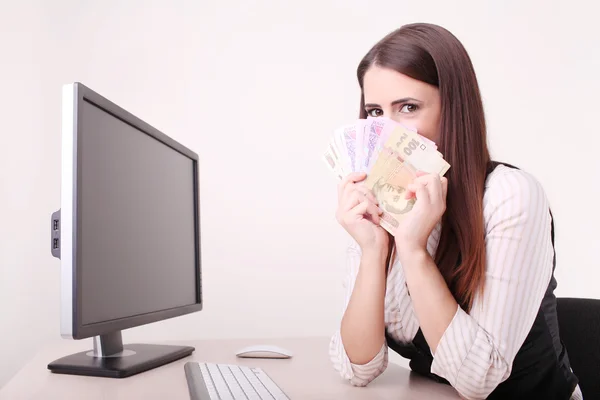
48;335;195;378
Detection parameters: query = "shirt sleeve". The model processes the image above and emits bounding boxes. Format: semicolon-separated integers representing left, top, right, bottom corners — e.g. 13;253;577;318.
329;241;389;386
429;168;555;399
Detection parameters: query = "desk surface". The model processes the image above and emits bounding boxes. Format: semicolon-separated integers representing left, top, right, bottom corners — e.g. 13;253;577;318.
0;336;460;400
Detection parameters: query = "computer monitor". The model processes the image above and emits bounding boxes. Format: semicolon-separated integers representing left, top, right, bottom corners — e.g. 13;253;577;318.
48;82;202;378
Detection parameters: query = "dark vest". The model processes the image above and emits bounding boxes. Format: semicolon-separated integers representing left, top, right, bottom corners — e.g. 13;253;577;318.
385;161;579;399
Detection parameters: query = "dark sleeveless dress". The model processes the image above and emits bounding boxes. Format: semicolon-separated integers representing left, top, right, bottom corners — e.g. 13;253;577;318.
384;161;579;399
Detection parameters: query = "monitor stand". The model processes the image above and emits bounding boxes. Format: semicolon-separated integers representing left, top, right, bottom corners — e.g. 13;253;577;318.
47;331;195;378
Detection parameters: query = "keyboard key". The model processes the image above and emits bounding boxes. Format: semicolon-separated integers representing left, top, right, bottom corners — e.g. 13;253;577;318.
207;363;235;400
230;366;262;400
199;363;220;399
252;368;290;400
219;364;255;399
240;366;275;399
187;362;289;400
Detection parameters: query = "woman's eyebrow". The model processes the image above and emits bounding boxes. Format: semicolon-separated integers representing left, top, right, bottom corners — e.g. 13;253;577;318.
364;97;423;108
391;97;422;106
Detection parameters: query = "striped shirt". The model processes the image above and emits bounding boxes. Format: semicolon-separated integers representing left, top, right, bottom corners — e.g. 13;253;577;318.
329;164;583;400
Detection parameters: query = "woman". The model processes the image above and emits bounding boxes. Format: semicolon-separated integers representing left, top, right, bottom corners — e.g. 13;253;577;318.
329;23;582;400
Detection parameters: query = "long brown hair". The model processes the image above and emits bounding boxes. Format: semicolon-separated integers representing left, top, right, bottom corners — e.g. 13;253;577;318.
357;23;491;312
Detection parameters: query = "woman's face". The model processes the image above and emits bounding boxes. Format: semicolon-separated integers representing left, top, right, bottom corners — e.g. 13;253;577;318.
362;65;442;145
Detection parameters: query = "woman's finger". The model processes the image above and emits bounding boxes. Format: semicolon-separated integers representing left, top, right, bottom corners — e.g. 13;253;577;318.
363;200;382;224
338;172;367;202
354;184;379;205
426;175;445;204
405;180;424;200
407;181;431;205
409;174;444;202
343;190;362;212
440;177;448;201
413;172;439;187
342;178;364;205
405;184;416;200
348;199;381;224
342;182;378;209
346;199;369;222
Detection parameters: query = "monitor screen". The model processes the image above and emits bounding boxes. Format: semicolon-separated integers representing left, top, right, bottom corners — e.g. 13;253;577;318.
78;99;197;325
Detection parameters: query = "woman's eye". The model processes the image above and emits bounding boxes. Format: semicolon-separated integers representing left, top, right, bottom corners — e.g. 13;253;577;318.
367;109;382;117
400;104;418;113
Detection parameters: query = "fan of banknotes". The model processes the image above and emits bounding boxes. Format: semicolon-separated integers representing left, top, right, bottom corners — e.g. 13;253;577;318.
323;116;451;235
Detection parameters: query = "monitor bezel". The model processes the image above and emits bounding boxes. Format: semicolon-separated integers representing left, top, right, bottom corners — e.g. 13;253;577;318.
60;82;202;340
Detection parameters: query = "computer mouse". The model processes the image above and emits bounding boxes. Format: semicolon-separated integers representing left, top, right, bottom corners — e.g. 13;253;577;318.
235;344;293;359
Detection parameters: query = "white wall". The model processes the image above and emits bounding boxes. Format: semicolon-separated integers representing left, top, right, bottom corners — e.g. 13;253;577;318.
1;0;598;389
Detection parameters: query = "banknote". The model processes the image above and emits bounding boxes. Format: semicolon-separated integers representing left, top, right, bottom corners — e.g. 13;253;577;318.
335;123;358;174
363;117;387;171
354;119;367;173
364;126;423;234
389;125;450;176
322;142;344;180
324;117;451;234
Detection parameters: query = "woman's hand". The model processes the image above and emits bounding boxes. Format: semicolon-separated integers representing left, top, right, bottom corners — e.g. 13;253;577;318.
336;172;389;256
393;171;448;255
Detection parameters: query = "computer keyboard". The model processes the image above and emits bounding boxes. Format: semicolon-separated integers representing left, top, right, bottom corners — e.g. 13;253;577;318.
184;361;291;400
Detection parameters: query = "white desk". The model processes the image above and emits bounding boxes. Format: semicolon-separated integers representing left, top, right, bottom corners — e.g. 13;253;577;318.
0;336;460;399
